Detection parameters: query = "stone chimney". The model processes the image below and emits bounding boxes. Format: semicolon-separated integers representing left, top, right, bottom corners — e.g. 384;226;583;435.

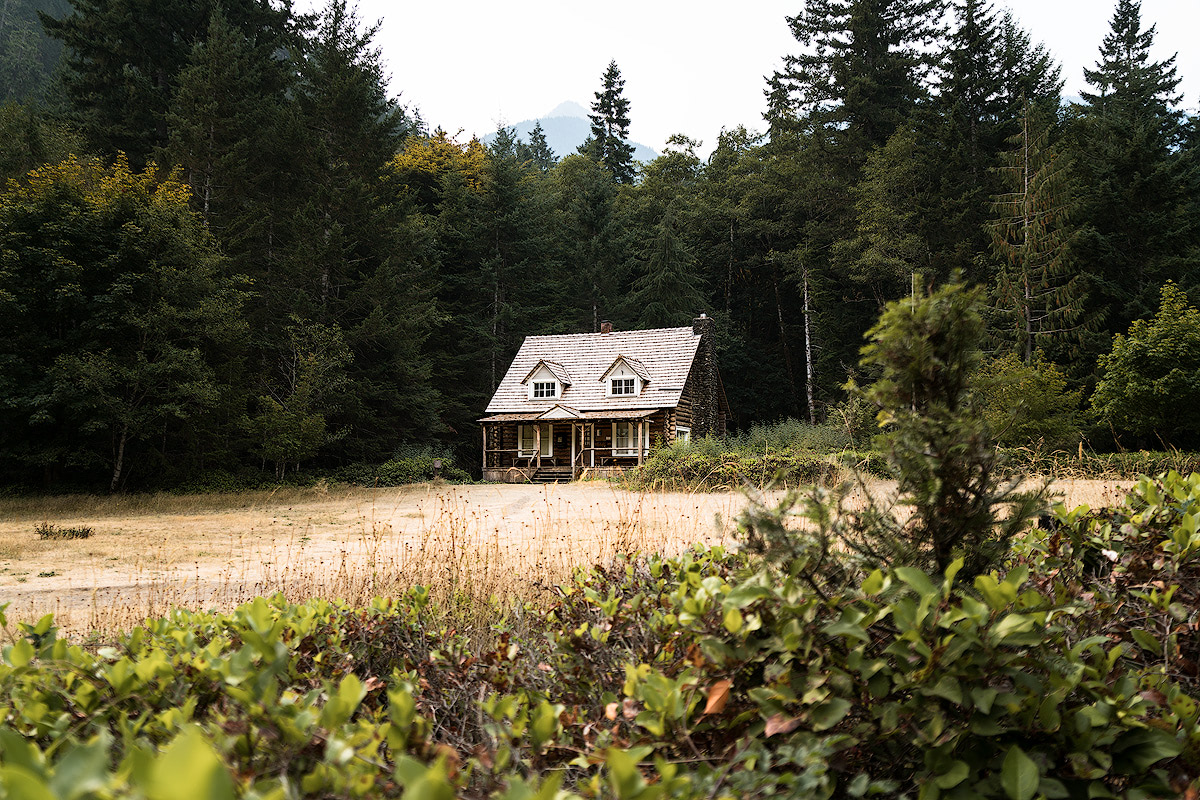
600;320;613;334
690;314;724;438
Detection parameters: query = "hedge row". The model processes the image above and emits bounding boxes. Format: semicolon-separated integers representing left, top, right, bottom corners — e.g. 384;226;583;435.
4;474;1200;796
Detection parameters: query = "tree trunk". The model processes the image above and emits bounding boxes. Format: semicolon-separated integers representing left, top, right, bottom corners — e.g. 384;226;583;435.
110;424;129;493
803;265;817;425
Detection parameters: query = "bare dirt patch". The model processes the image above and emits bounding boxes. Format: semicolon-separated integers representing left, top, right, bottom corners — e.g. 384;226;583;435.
0;478;1132;636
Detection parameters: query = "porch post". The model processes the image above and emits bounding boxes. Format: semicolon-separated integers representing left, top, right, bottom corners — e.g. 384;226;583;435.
589;423;595;467
534;425;541;473
481;424;487;477
570;422;577;478
637;419;644;466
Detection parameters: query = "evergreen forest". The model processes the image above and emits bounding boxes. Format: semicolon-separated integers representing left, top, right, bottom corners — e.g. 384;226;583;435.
2;0;1199;491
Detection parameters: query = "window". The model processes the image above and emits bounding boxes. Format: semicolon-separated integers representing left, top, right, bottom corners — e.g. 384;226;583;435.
533;381;556;398
675;426;691;444
519;424;553;458
611;377;636;395
612;421;647;457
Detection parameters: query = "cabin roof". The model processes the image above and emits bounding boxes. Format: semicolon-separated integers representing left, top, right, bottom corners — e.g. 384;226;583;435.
484;326;702;414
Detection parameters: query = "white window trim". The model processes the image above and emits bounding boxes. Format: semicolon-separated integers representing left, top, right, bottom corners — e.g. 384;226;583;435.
518;424;553;458
532;381;557;399
610;377;636;396
675;426;691;444
612;421;649;457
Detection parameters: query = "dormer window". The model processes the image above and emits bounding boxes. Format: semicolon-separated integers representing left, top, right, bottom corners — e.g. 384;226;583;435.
611;378;635;395
522;360;571;401
601;355;651;397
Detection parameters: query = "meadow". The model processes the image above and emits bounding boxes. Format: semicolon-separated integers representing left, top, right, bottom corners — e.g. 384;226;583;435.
0;477;1132;637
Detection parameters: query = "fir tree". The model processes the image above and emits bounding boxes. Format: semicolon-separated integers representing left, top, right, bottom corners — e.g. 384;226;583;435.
526;120;556;172
628;205;706;329
579;60;636;184
1072;0;1193;334
770;0;943;152
990;100;1088;365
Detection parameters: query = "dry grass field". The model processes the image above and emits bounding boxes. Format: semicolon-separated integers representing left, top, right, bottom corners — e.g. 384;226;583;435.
0;478;1134;637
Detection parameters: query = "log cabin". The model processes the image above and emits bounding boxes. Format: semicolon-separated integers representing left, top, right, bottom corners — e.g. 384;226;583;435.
479;316;729;482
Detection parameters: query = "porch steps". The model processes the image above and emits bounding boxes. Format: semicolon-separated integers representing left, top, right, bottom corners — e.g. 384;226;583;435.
531;466;574;484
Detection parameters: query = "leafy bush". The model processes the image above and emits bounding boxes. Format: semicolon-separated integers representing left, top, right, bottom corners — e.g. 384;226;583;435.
337;446;471;486
1002;447;1200;479
979;352;1083;450
1092;282;1200;446
625;446;845;490
3;484;1200;797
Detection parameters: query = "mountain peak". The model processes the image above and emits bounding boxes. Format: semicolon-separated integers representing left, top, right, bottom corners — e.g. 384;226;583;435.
545;100;589;119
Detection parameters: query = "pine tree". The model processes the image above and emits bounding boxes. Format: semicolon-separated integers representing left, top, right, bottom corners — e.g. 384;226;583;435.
628;205;707;329
835;125;934;304
1072;0;1193;333
990;100;1088;364
526;120;556;172
43;0;296;165
926;4;1063;279
770;0;943;152
579;60;636;184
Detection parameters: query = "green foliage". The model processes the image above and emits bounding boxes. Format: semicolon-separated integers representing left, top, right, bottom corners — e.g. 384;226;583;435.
1092;282;1200;445
979;352;1082;449
627;445;844;491
580;60;636;185
337;446;472;485
0;156;247;490
4;472;1200;797
856;277;1047;576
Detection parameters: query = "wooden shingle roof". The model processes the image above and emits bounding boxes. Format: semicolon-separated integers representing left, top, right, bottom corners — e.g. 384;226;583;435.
485;326;702;414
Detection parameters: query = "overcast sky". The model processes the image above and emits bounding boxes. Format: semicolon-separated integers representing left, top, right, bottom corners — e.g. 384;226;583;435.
341;1;1199;158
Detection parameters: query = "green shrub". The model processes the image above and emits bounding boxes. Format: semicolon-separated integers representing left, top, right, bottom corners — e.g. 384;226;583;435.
1093;282;1200;445
337;446;471;486
979;352;1083;450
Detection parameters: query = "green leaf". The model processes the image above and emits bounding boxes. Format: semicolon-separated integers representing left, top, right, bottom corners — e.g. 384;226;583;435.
810;698;851;731
1112;728;1184;772
934;760;969;789
1001;746;1039;800
0;766;56;800
861;570;885;595
723;607;743;634
895;567;937;599
924;676;963;706
1129;629;1162;655
49;735;110;800
943;557;964;594
7;637;34;668
148;727;235;800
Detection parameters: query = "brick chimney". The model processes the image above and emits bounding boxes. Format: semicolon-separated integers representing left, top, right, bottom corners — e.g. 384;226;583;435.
600;320;613;334
692;313;713;337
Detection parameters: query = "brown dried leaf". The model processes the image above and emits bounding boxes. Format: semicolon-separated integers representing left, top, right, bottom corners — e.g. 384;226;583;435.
605;702;619;720
703;679;732;715
765;713;802;737
622;697;639;720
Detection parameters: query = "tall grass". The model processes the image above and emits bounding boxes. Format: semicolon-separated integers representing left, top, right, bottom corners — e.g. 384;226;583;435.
0;485;740;638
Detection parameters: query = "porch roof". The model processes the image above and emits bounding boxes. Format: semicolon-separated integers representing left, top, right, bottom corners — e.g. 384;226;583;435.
478;408;657;423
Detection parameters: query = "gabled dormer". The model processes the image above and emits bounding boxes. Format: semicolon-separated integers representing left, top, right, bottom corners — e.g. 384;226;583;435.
600;355;651;398
521;360;571;401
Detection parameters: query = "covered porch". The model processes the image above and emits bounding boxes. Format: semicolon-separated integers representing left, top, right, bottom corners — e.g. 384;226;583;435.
479;407;661;483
